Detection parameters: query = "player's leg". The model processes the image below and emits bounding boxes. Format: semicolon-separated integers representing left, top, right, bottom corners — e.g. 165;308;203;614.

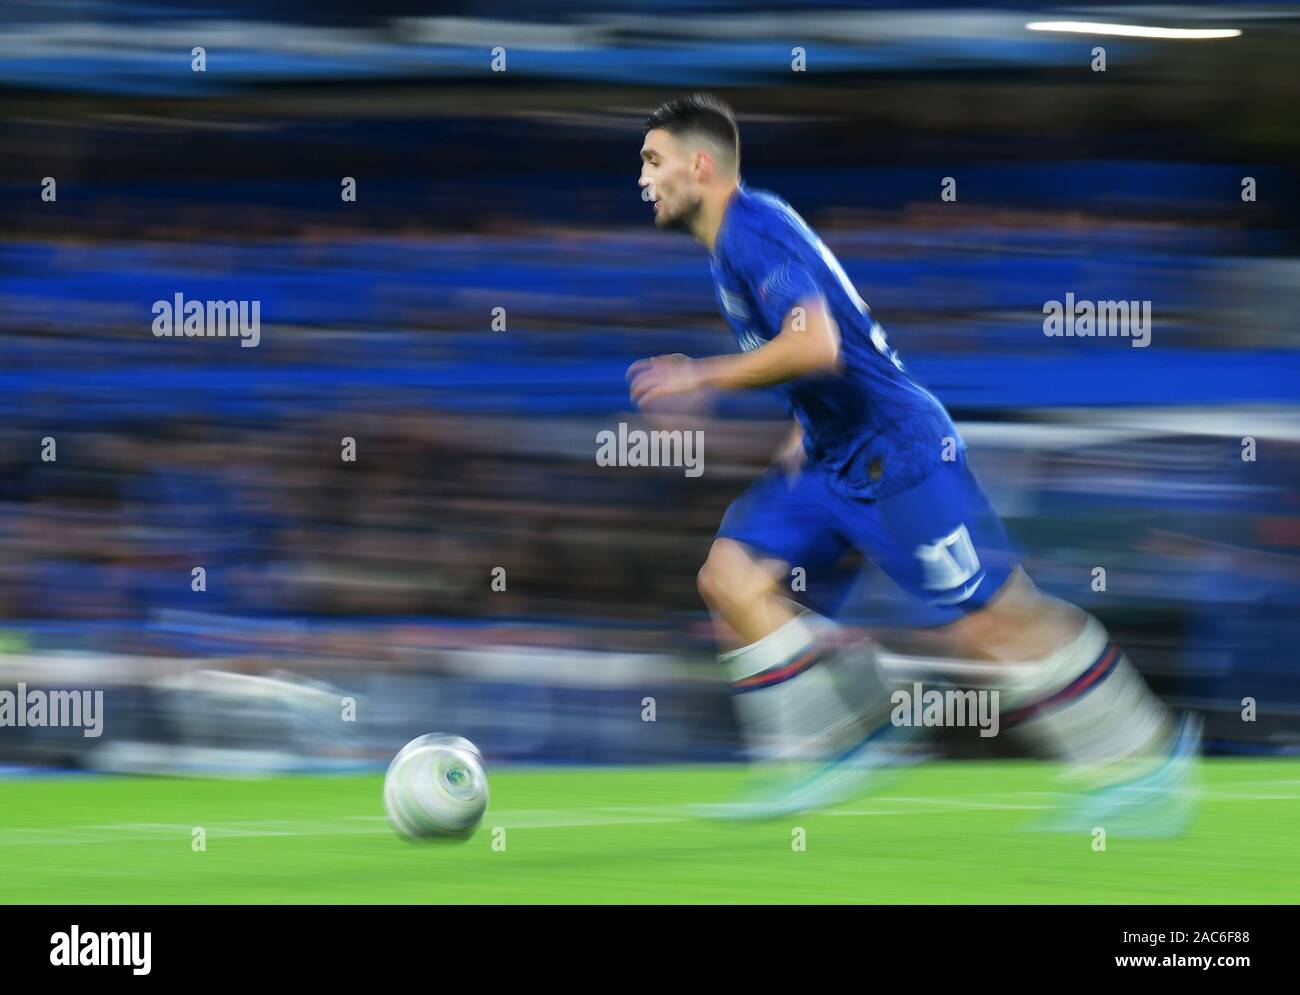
702;468;874;761
924;566;1171;772
696;537;800;649
846;449;1199;832
698;536;886;756
928;565;1199;832
693;469;908;819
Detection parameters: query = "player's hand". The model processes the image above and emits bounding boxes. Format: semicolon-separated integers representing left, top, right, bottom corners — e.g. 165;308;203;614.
627;354;704;407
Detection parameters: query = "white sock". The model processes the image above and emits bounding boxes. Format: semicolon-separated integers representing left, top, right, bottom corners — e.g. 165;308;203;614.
998;614;1174;782
721;614;883;762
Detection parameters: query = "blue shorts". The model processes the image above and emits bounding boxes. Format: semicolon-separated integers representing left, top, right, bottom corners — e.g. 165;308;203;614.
716;450;1020;624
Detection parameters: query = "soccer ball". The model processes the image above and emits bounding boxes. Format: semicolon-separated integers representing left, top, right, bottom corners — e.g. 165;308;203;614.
383;734;489;842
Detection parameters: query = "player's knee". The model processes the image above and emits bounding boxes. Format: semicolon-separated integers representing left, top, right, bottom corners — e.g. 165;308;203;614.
696;556;731;612
941;568;1085;662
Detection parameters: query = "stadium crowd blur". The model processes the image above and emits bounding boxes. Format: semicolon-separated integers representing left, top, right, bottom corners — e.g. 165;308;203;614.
2;209;1292;628
1;0;1297;761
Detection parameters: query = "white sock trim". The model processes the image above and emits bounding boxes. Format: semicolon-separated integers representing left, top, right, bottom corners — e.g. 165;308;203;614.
719;614;818;684
1001;613;1109;707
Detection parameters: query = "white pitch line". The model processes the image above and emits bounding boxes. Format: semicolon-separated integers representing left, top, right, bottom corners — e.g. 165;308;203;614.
0;783;1296;845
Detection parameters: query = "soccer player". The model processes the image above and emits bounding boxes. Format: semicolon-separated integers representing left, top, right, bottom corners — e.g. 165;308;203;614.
630;94;1199;829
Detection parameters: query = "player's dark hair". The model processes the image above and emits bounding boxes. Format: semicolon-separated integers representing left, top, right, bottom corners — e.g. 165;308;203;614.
645;93;739;170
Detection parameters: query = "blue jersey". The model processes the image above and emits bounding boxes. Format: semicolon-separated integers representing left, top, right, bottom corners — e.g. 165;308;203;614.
710;184;961;500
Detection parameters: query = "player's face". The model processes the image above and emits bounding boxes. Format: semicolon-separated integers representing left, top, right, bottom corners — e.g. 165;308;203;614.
640;129;702;232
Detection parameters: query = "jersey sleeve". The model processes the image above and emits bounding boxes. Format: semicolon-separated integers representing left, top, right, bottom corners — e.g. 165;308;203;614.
729;236;825;337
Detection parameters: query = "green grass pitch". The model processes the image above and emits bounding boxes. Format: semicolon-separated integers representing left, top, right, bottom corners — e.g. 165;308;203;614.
2;760;1297;903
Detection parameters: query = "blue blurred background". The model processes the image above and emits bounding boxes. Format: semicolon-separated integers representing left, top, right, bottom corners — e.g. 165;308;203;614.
0;0;1296;772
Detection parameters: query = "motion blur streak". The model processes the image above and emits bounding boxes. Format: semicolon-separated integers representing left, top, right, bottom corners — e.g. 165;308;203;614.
0;0;1296;779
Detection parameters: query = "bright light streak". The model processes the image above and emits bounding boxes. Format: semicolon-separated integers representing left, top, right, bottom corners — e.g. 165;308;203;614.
1026;21;1242;40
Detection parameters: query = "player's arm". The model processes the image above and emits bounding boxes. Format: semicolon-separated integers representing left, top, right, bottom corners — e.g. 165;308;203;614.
697;294;840;390
628;296;840;406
